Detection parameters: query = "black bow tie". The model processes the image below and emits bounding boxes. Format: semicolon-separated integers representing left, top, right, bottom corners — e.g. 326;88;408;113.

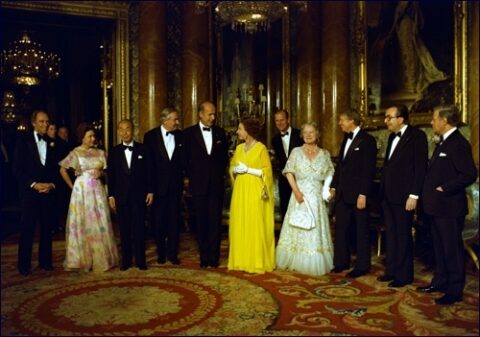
166;131;172;136
281;132;289;137
202;127;211;132
346;132;354;140
439;135;444;142
36;133;47;142
123;144;133;151
395;132;402;138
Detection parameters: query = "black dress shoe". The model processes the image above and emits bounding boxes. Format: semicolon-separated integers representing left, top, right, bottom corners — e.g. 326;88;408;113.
200;262;208;268
377;275;395;282
169;258;180;265
120;265;131;271
19;268;31;276
157;257;166;264
435;294;462;305
39;265;54;271
388;280;411;288
416;285;445;293
137;264;148;270
346;270;369;278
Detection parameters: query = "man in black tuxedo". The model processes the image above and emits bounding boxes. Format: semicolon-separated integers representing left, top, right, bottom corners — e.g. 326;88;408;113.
13;110;58;276
377;105;428;287
330;110;377;278
144;107;185;265
271;109;303;219
417;105;477;305
183;101;229;268
108;119;154;270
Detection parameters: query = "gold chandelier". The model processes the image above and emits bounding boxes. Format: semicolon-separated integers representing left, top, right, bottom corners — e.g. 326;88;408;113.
197;1;299;34
1;31;60;86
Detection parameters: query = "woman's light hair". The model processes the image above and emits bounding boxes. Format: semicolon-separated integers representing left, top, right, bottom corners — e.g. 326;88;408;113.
300;121;320;142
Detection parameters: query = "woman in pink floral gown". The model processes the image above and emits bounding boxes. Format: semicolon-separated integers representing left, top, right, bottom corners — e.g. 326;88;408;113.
59;123;118;271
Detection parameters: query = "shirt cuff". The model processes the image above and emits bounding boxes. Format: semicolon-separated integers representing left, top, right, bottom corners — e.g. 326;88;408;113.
30;182;36;188
408;194;419;199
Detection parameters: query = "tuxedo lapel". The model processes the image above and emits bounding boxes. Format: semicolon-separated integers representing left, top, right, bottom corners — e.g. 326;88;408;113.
384;133;395;164
388;127;411;162
344;134;363;160
155;128;169;160
28;133;42;166
194;125;208;154
429;138;446;167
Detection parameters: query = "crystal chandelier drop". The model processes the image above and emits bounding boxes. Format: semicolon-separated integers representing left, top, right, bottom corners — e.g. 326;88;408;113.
1;31;61;86
197;1;296;34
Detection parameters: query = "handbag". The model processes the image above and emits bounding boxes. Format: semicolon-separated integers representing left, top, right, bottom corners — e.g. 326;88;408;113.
261;184;269;201
289;198;315;230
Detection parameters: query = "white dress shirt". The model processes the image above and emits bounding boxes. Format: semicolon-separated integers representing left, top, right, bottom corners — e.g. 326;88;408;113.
123;142;134;168
343;126;360;158
199;122;212;155
34;131;47;165
161;126;175;159
388;124;408;159
281;126;292;156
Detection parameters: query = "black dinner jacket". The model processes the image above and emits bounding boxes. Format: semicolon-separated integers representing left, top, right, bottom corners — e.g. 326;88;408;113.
143;127;185;197
12;132;59;200
107;141;154;206
380;125;428;204
183;124;229;196
422;129;477;217
271;127;303;170
331;129;377;204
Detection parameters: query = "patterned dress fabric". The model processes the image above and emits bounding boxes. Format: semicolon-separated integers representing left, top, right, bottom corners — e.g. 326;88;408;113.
276;147;335;276
59;147;119;271
228;142;275;274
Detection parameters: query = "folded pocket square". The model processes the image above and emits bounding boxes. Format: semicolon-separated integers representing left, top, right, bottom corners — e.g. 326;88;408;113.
138;155;143;159
354;147;360;151
439;152;447;157
216;140;223;144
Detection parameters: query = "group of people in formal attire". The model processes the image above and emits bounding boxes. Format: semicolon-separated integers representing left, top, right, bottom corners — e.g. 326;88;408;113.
13;102;476;306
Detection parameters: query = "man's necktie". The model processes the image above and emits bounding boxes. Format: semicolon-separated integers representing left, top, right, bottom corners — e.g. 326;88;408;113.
439;135;444;143
123;145;133;151
281;132;289;137
396;132;402;138
203;127;211;132
346;132;354;139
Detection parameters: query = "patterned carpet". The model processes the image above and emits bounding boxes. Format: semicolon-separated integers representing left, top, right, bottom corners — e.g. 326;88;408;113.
1;232;479;336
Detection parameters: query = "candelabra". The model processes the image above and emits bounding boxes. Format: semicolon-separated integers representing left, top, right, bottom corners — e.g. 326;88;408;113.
231;83;267;125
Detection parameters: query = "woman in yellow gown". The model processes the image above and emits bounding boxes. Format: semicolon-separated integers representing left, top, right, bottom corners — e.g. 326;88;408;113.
228;117;275;274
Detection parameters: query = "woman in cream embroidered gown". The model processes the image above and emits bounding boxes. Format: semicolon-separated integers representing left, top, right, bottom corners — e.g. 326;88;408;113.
276;122;335;276
59;123;119;272
228;117;275;274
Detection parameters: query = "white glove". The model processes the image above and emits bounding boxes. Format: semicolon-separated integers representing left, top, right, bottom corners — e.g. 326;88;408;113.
233;162;248;174
246;167;262;177
322;175;333;201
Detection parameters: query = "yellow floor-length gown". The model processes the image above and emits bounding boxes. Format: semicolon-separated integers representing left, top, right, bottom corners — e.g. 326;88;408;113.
228;142;275;274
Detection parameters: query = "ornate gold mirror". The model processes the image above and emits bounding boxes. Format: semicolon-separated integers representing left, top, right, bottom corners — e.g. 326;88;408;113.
354;1;468;129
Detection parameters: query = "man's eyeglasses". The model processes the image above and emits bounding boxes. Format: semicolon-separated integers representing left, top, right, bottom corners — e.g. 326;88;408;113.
384;116;399;122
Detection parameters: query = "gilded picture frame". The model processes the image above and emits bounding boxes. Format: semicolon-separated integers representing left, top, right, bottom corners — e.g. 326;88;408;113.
354;1;468;129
